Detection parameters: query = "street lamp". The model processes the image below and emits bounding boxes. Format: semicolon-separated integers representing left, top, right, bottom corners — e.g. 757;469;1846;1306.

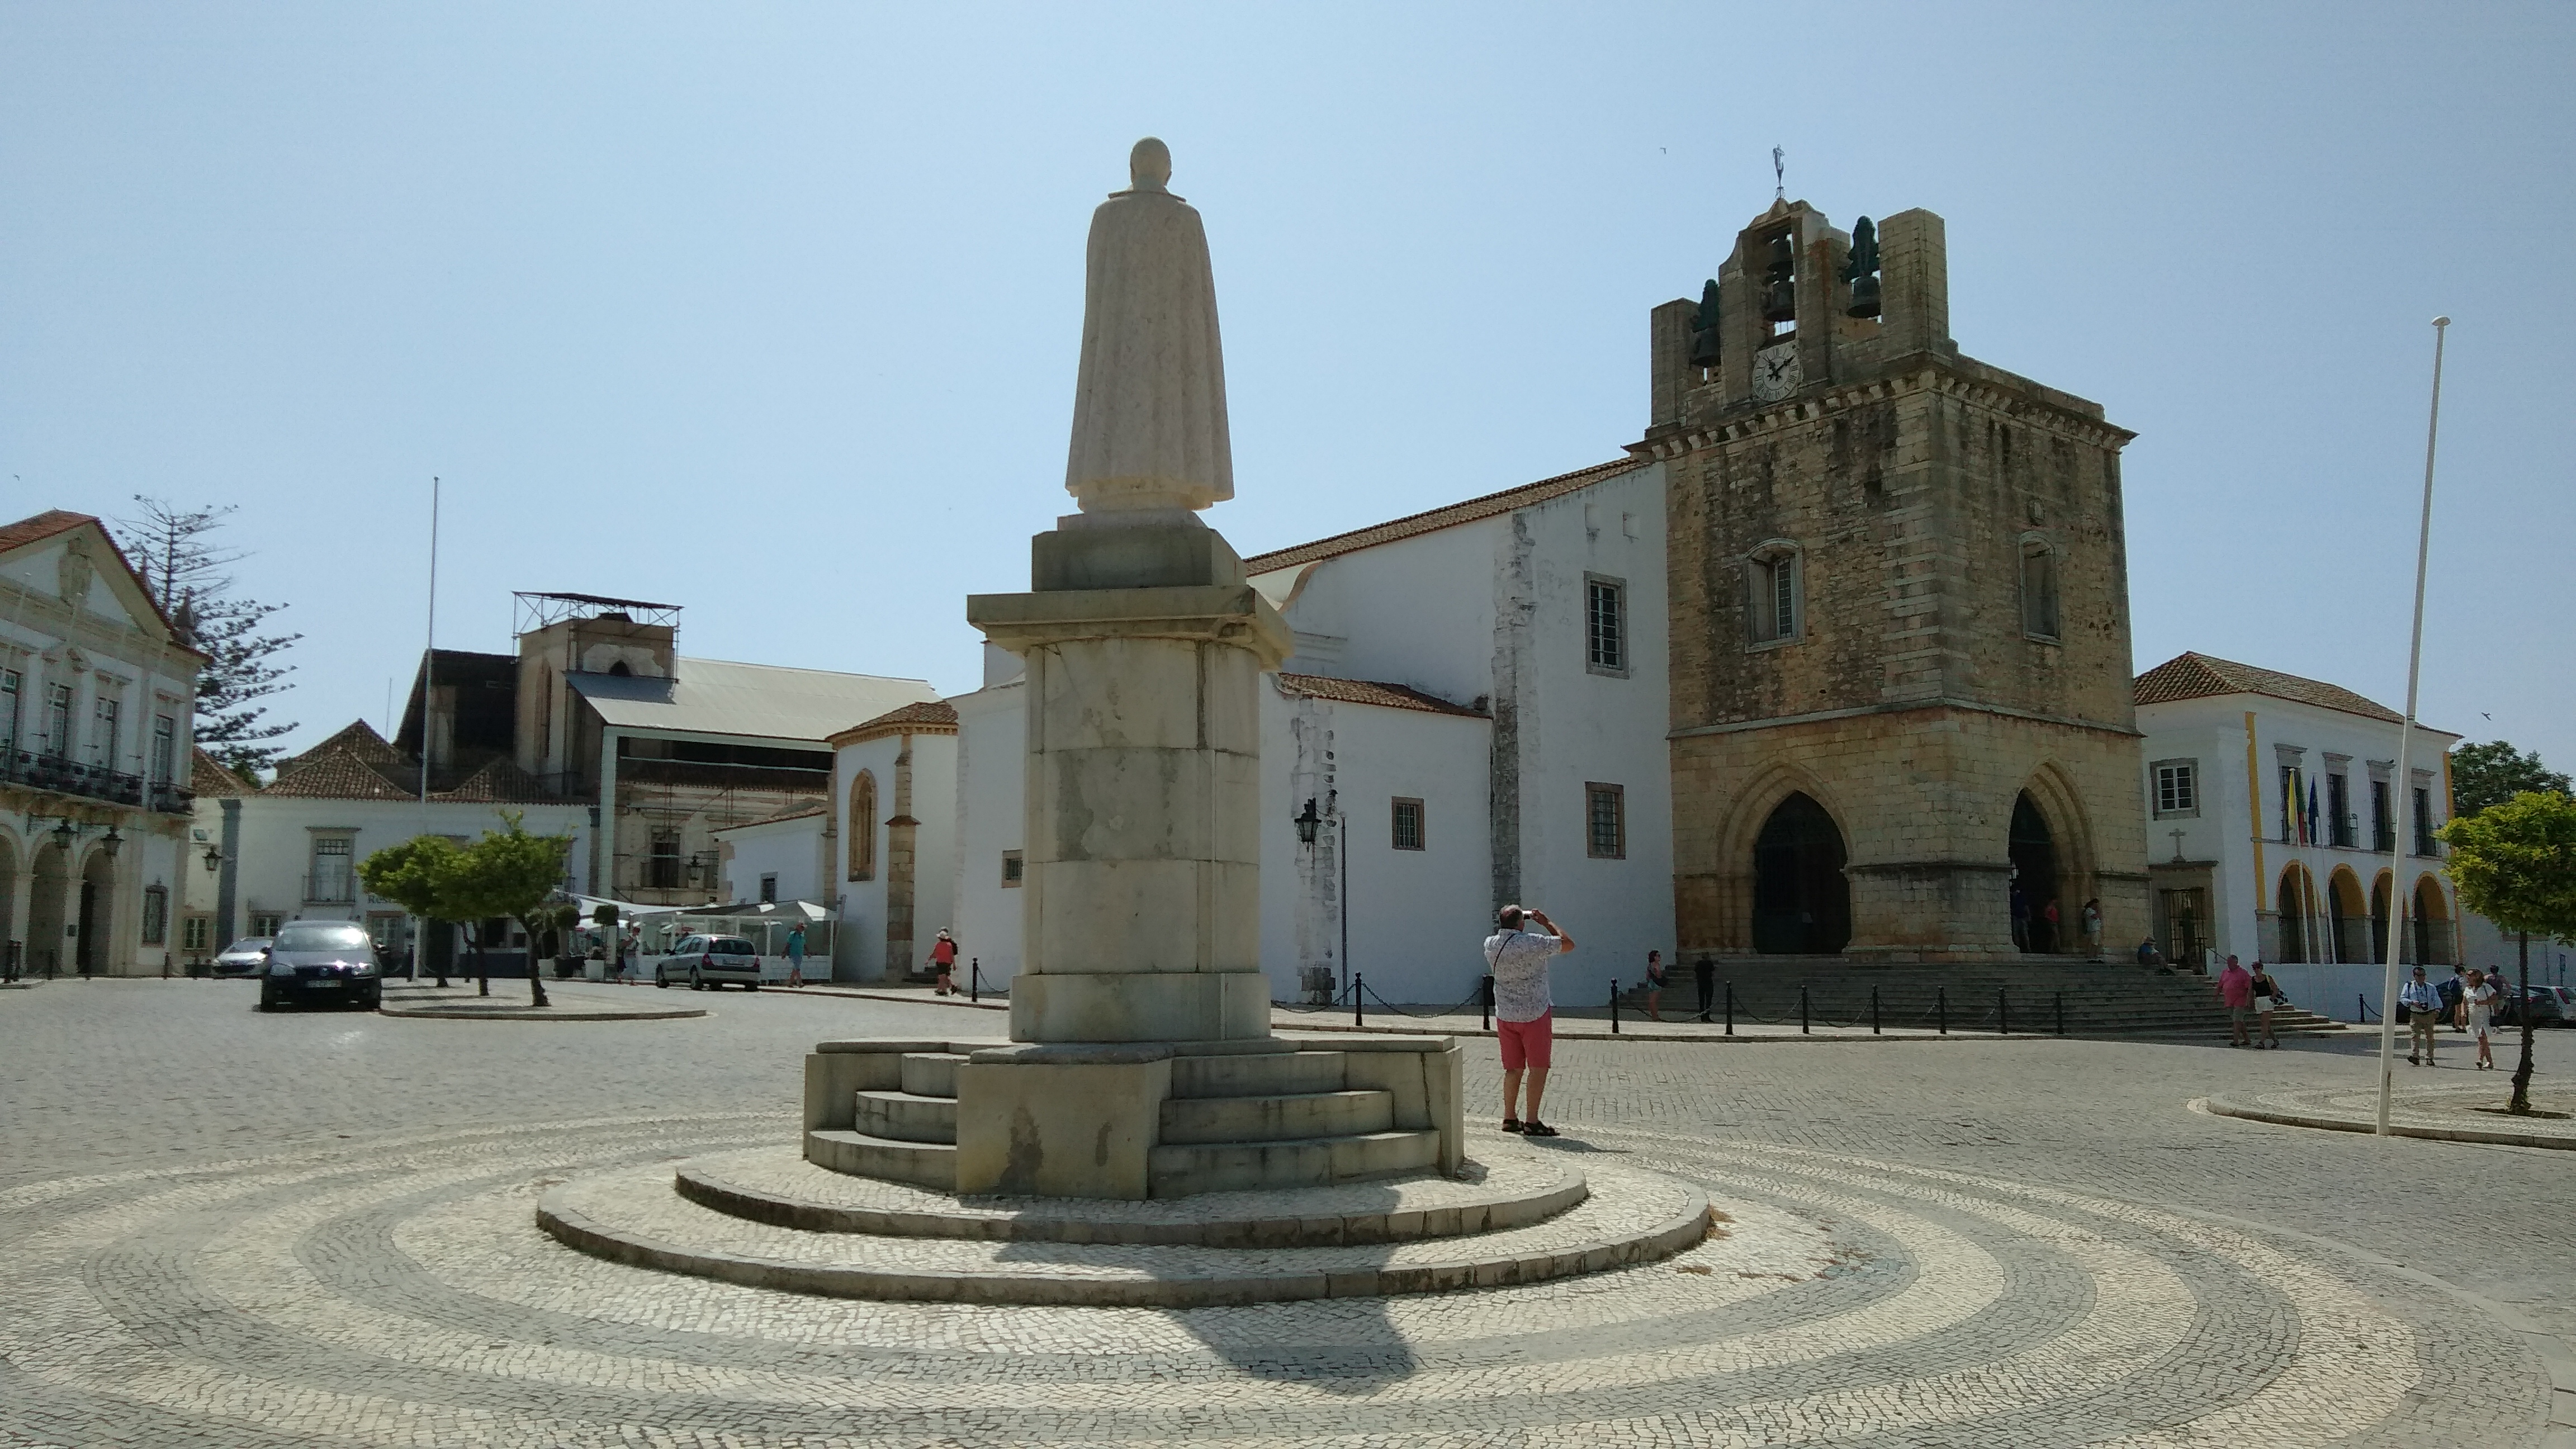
49;819;74;852
203;845;225;874
100;828;122;858
1292;798;1322;846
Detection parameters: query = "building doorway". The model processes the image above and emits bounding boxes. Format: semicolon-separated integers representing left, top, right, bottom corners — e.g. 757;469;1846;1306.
2327;869;2367;963
2275;864;2315;963
2413;877;2452;967
26;839;69;977
1751;793;1850;954
2009;792;2059;953
74;848;115;975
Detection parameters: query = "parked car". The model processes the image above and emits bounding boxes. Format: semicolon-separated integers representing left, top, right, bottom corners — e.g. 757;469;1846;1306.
211;936;273;978
654;934;765;991
256;921;383;1011
2495;983;2569;1028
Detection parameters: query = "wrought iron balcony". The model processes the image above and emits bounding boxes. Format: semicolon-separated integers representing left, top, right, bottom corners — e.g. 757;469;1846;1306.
1;749;193;814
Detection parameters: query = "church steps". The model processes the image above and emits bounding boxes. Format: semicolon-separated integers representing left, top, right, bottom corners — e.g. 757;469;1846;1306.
1609;962;2351;1036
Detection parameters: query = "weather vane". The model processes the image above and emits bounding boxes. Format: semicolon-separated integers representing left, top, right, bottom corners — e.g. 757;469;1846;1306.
1773;145;1785;201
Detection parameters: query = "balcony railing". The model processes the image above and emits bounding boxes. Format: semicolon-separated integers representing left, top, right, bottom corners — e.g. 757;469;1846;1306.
1;749;195;815
303;873;358;905
2329;812;2358;849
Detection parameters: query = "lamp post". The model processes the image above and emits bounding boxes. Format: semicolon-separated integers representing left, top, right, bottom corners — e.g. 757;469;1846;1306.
1291;795;1350;997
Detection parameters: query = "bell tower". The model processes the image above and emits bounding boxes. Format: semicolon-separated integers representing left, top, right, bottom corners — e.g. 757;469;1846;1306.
1644;201;2149;964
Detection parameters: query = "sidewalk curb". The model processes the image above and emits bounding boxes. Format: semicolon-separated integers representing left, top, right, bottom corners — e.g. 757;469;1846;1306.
2200;1095;2576;1151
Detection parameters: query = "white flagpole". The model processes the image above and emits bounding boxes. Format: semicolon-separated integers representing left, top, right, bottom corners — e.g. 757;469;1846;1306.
2378;318;2447;1134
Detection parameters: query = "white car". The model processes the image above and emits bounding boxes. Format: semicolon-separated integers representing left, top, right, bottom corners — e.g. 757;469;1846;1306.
653;934;766;991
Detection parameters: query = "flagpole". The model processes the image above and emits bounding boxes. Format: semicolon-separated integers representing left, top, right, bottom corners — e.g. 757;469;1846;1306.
415;476;441;986
2377;318;2447;1135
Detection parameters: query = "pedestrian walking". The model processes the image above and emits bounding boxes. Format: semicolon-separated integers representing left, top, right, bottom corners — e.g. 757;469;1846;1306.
2399;966;2441;1066
930;929;959;995
619;928;642;985
1642;950;1666;1022
1693;954;1716;1023
2218;956;2255;1047
2010;884;2030;951
2442;965;2468;1032
785;922;807;988
2247;961;2282;1049
2466;969;2498;1070
1483;905;1574;1138
2080;898;2104;959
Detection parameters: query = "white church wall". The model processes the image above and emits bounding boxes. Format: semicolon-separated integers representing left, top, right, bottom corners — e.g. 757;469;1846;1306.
831;728;957;983
1258;685;1494;1009
714;812;827;906
1257;520;1504;710
948;681;1026;989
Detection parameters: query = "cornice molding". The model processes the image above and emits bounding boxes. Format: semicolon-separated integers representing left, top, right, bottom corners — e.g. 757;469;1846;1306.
1639;359;2134;459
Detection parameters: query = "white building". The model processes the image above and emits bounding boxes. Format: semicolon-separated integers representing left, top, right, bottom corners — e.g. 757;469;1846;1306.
1;511;204;978
2134;652;2463;1012
827;700;959;983
191;720;590;972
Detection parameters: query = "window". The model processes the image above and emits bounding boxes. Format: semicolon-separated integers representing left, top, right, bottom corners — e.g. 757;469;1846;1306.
647;831;683;890
1584;576;1627;675
307;836;354;903
1;669;18;756
42;683;72;760
1585;783;1626;859
249;912;284;938
2371;778;2395;853
1000;850;1024;887
91;694;119;768
2327;772;2356;847
2152;760;2198;817
182;916;212;953
150;714;176;788
1745;544;1801;645
141;886;168;945
2019;536;2061;640
847;771;878;880
2277;764;2307;844
2413;784;2438;856
1390;798;1425;851
759;873;778;904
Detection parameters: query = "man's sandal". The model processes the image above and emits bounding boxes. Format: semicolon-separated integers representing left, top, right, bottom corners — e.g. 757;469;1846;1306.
1522;1121;1559;1138
1500;1119;1524;1133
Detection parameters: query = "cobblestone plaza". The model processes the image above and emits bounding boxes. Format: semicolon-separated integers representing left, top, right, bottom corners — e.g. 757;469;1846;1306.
3;980;2570;1447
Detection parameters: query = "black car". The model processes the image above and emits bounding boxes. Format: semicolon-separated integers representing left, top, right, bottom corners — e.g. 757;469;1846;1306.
257;921;384;1011
2496;984;2569;1028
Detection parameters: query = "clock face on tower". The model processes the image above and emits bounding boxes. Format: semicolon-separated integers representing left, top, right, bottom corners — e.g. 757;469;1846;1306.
1751;341;1803;402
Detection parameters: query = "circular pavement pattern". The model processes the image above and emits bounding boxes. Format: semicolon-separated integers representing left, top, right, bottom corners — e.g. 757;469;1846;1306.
0;1111;2542;1447
2206;1080;2576;1150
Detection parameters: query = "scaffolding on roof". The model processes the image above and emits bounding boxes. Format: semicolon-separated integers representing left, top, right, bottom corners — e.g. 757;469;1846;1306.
513;590;683;636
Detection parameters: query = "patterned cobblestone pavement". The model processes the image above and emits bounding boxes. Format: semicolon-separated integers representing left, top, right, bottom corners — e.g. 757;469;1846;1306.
4;979;2570;1447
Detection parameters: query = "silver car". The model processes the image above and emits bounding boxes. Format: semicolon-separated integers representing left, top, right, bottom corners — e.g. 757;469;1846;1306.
256;921;383;1011
653;934;764;991
211;936;273;978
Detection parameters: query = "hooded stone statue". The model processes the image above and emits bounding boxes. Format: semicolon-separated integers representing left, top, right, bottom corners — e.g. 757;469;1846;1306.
1063;138;1233;517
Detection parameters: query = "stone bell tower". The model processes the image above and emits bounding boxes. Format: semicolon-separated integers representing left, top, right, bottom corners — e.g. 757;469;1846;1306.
1645;199;2149;963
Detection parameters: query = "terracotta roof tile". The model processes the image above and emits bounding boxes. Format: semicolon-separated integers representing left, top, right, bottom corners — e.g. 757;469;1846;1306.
302;719;403;764
831;697;960;745
261;746;414;799
0;510;93;554
190;747;252;797
1240;458;1643;574
1276;673;1489;718
2134;652;2411;726
436;757;555;804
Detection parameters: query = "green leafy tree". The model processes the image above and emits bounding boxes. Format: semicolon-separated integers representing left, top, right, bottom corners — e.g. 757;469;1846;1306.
2438;790;2576;1112
444;813;575;1007
112;498;304;778
2450;741;2571;818
356;835;463;989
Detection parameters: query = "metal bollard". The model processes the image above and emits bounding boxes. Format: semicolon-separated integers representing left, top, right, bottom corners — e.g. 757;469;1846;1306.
1998;987;2011;1036
1800;984;1810;1035
1938;986;1948;1035
2358;991;2368;1024
1724;982;1735;1036
1481;974;1494;1031
1611;979;1621;1035
2054;991;2065;1037
1871;986;1881;1035
1354;973;1365;1028
969;958;980;1004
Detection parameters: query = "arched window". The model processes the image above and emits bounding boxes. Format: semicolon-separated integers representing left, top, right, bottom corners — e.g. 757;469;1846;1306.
2019;534;2061;640
1744;540;1803;647
846;770;877;882
607;660;633;678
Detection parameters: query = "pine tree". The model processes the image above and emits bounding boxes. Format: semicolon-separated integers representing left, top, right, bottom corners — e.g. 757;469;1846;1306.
112;499;303;779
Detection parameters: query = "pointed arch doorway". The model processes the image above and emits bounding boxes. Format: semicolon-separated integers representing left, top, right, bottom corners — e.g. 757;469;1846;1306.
2009;792;2059;953
1751;793;1850;954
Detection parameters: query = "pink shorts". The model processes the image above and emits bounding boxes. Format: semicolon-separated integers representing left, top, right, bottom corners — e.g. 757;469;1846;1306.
1498;1012;1554;1071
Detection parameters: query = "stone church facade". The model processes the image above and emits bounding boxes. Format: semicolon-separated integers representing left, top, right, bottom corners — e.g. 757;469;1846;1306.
1642;200;2150;961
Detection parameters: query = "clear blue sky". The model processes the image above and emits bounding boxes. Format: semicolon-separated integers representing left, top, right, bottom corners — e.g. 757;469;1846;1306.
5;3;2568;774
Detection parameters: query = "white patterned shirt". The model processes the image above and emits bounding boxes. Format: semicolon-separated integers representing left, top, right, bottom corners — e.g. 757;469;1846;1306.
1484;929;1561;1024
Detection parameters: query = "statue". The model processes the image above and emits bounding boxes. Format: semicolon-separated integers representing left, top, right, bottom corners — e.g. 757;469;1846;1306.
1063;138;1233;518
1841;215;1882;319
1687;279;1722;370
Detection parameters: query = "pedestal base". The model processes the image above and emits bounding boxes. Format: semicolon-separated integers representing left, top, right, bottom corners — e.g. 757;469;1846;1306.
1008;970;1272;1043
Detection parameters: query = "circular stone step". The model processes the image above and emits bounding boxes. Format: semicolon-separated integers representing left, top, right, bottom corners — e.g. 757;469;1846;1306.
673;1139;1587;1246
538;1135;1713;1308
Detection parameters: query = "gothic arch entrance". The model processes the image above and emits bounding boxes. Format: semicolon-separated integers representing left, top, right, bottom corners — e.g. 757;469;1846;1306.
1751;793;1849;954
2009;792;2059;953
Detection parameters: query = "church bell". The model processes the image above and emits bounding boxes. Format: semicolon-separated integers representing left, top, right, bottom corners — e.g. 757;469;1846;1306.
1760;234;1797;324
1845;274;1882;319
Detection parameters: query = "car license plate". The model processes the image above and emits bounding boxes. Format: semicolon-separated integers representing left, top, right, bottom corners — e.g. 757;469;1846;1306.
306;978;342;989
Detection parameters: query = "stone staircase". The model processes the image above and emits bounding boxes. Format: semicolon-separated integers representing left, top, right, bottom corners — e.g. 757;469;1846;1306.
1611;959;2350;1038
805;1041;1444;1198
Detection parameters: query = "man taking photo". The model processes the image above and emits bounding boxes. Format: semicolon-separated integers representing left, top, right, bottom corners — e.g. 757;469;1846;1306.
1484;905;1575;1138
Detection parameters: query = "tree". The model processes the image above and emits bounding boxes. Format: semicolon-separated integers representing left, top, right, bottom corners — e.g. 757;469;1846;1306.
2450;741;2571;819
356;835;464;989
2438;790;2576;1113
111;498;303;778
443;813;576;1008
